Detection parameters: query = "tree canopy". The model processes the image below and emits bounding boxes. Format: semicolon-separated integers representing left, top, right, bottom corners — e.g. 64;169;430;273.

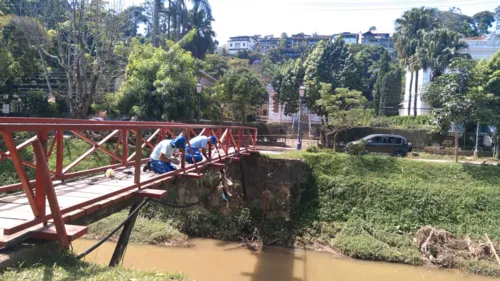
115;39;198;121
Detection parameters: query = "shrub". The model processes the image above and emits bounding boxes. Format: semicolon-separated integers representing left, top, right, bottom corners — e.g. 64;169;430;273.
306;145;319;153
347;140;367;155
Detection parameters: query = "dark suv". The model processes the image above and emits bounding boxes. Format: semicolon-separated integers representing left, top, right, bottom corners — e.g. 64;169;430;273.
345;134;412;157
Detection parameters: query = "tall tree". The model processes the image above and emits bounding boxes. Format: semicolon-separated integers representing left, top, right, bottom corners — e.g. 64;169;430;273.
472;11;495;35
182;5;216;58
379;67;403;116
394;6;438;116
304;37;361;123
417;28;470;79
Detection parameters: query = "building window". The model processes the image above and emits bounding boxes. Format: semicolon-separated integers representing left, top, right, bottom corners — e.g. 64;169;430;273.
230;43;233;47
235;43;241;48
243;43;246;47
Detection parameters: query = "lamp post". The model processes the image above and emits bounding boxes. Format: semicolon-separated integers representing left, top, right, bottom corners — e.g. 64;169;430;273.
297;85;306;150
196;82;202;122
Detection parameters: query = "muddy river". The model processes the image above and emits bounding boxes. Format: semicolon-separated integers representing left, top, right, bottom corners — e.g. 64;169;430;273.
73;239;498;281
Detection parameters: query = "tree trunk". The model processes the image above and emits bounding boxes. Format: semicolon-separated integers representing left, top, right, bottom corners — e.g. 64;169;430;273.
153;0;160;47
37;48;53;94
408;70;413;116
414;69;419;117
474;122;480;158
454;121;459;163
333;132;338;152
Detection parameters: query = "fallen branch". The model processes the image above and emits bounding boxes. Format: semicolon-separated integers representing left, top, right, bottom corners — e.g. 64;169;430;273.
421;229;435;254
485;234;500;265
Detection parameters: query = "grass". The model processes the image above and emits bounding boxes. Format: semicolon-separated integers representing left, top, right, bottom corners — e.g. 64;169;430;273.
0;252;190;281
87;211;189;246
285;151;500;272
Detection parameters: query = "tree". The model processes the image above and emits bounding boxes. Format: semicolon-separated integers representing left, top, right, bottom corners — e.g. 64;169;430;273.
272;58;305;116
203;54;228;79
316;85;371;152
116;39;198;121
213;67;267;122
472;11;495;35
369;26;377;31
394;7;439;116
122;6;148;38
304;37;361;123
279;32;287;48
379;67;403;116
182;5;216;59
418;28;470;79
423;58;483;162
13;0;125;118
438;8;476;37
355;45;391;109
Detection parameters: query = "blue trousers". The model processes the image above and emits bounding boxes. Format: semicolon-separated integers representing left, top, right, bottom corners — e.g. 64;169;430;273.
150;159;177;174
185;146;203;164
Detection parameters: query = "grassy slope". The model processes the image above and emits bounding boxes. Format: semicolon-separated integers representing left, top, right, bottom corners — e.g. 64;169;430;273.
1;253;190;281
271;151;500;274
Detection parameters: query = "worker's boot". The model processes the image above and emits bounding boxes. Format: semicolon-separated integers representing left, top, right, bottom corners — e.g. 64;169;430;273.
143;161;151;172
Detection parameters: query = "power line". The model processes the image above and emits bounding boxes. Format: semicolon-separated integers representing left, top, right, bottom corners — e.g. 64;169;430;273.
291;0;485;7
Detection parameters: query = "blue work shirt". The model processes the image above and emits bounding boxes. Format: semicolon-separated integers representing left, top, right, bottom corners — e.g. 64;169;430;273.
189;136;208;149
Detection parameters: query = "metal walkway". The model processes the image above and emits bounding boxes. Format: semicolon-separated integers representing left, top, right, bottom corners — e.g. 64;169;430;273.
0;118;257;249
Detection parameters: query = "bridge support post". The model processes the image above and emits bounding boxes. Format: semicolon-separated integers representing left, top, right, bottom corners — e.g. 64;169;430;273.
109;198;142;267
239;160;247;199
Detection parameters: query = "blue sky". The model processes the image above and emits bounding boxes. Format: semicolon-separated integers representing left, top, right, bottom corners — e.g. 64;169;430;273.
124;0;499;46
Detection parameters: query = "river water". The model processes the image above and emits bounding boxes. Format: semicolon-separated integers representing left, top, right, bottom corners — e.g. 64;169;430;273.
73;239;498;281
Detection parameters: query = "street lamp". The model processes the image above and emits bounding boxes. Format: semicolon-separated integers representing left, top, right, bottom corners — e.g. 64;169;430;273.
297;85;306;150
196;82;202;122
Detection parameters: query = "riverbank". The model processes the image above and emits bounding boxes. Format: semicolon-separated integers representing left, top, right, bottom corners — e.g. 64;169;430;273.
0;252;190;281
83;151;500;277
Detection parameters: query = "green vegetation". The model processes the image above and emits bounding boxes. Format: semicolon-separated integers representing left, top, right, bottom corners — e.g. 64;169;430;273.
88;211;189;246
0;253;189;281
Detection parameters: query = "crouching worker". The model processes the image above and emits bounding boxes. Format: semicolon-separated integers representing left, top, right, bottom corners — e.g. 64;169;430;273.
143;136;186;174
185;135;217;164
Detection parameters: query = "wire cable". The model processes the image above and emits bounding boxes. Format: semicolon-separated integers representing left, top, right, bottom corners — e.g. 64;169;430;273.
76;198;150;260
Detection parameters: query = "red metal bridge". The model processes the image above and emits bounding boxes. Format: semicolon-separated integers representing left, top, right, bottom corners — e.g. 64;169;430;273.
0;118;257;250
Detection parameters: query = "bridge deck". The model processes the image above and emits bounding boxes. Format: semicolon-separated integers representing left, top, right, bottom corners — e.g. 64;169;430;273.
0;118;257;249
0;149;242;247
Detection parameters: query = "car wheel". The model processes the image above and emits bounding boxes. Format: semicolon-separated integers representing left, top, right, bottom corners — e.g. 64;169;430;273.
394;151;405;158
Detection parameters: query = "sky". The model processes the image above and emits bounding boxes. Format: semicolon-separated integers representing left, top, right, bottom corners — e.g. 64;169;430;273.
123;0;499;46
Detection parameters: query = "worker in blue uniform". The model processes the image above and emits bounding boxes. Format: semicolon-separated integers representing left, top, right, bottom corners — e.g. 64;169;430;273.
185;135;217;164
143;136;186;174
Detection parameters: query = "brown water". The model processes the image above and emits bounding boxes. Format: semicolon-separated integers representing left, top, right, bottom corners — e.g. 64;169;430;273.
73;239;499;281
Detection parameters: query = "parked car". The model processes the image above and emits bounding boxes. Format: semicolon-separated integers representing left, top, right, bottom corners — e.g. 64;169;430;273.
345;134;412;157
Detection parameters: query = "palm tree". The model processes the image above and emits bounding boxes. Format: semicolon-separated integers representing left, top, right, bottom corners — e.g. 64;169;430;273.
183;7;216;58
394;7;438;116
419;28;470;79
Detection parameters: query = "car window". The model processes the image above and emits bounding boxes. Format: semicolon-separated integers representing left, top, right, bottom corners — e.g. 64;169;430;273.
395;138;402;144
369;136;382;144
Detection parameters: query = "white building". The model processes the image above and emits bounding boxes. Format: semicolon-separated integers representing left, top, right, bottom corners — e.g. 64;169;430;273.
400;27;500;116
265;84;322;137
227;36;257;55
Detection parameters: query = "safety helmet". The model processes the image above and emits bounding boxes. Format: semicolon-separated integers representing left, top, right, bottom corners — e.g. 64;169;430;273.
171;136;186;148
210;135;217;145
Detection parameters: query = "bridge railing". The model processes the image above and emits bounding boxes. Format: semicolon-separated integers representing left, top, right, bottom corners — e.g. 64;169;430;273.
0;118;257;232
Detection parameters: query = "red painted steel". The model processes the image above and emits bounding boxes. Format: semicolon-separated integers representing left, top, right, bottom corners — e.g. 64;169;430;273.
0;118;257;245
33;139;70;249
